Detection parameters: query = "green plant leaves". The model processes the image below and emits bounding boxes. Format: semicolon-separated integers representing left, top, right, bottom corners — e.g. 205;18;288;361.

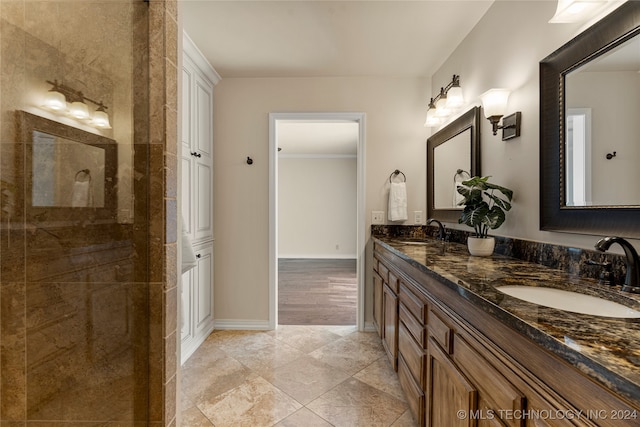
457;175;514;238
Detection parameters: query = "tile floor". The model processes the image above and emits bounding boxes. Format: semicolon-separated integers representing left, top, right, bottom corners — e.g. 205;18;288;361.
180;325;418;427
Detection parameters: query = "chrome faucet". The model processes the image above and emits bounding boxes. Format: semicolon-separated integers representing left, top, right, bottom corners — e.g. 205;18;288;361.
594;236;640;294
427;218;446;241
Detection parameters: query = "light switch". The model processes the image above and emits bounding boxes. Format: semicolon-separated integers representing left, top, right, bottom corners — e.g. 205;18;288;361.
372;211;385;224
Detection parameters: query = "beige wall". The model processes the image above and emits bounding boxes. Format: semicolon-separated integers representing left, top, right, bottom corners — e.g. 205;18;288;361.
279;156;357;258
213;77;429;323
431;0;639;250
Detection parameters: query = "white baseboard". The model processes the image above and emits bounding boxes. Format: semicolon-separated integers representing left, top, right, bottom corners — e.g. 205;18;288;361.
180;322;215;365
214;319;272;330
278;254;357;259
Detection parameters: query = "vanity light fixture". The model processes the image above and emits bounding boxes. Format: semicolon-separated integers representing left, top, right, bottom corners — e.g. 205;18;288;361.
549;0;609;23
480;88;521;141
424;74;464;127
42;80;111;129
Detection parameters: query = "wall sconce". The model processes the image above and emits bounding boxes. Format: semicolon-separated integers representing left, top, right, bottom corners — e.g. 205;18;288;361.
549;0;608;23
479;88;521;141
42;80;111;129
424;74;464;127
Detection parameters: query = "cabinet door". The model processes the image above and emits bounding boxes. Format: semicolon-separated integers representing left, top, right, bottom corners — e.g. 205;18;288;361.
194;243;214;335
373;271;383;337
428;337;477;427
383;284;398;370
193;74;214;242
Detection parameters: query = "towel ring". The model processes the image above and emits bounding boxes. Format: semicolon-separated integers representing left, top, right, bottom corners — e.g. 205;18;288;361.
389;169;406;183
75;169;92;182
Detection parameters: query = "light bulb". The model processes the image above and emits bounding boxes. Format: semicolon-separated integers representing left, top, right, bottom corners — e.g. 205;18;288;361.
93;109;111;128
480;88;510;118
424;108;440;127
435;96;450;117
69;101;90;120
43;90;67;111
445;86;464;109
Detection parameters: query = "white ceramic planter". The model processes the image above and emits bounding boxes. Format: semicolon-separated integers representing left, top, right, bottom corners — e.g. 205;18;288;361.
467;236;495;256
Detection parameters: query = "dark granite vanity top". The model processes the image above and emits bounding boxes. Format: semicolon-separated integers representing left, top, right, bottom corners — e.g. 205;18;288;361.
374;236;640;404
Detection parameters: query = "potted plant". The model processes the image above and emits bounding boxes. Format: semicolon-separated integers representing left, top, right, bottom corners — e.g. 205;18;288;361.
457;176;513;256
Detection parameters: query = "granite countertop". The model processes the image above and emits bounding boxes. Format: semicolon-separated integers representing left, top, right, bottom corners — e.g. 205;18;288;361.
374;236;640;403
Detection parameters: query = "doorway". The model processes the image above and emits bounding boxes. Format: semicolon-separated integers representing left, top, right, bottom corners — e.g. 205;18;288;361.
269;112;366;330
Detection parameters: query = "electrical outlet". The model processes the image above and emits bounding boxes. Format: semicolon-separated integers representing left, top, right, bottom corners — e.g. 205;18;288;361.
372;211;385;224
414;211;423;224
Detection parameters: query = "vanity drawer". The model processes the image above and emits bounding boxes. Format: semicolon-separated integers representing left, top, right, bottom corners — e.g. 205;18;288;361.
378;262;389;284
399;282;428;324
398;322;427;387
399;302;426;348
387;270;399;294
428;308;453;354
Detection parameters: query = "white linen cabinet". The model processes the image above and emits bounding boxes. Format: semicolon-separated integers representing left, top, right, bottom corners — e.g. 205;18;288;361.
180;32;220;364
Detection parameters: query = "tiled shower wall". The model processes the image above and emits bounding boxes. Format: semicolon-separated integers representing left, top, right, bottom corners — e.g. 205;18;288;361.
0;0;178;425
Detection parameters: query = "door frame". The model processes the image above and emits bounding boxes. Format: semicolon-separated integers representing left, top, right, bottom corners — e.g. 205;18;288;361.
269;112;366;330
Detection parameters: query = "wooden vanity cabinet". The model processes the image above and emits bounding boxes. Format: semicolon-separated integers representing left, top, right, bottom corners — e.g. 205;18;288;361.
373;241;639;427
373;252;399;369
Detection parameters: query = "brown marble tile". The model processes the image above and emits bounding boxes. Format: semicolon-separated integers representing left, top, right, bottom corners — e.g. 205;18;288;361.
306;378;408;427
1;282;26;420
164;153;177;199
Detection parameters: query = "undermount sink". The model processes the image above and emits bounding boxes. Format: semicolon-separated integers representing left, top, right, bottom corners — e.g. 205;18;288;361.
496;285;640;318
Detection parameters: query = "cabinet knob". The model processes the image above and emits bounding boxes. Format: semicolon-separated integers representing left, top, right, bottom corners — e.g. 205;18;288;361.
196;253;201;258
191;151;198;157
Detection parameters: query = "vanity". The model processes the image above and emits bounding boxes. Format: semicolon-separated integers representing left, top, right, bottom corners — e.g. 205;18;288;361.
373;236;640;427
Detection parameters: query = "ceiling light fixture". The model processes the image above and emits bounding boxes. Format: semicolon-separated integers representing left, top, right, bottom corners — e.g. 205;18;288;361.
424;74;464;127
549;0;608;23
480;88;521;140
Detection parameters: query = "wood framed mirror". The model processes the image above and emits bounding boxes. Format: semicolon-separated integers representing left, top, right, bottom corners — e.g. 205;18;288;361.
540;1;640;238
427;106;481;223
16;111;118;222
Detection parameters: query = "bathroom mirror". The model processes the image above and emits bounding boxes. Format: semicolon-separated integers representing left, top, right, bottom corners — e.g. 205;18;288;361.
427;106;480;223
17;111;117;222
540;1;640;238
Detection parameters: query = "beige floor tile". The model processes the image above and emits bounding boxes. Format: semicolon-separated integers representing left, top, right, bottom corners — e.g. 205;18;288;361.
306;378;408;427
308;332;386;375
274;407;334;427
353;356;406;403
391;409;419;427
182;354;257;405
261;354;351;404
197;376;303;427
181;405;214;426
215;330;306;372
267;325;343;353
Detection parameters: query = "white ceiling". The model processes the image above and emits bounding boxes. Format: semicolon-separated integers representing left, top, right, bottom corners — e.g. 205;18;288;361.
181;1;494;154
181;0;493;78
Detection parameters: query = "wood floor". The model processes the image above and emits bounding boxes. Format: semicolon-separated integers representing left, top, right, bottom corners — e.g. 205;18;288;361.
278;258;357;325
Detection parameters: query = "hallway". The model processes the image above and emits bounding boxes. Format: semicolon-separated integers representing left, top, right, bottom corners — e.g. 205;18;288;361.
180;325;416;426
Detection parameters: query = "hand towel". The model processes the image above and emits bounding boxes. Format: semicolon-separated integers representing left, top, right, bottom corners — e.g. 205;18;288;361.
181;215;197;274
388;182;408;221
71;181;93;207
